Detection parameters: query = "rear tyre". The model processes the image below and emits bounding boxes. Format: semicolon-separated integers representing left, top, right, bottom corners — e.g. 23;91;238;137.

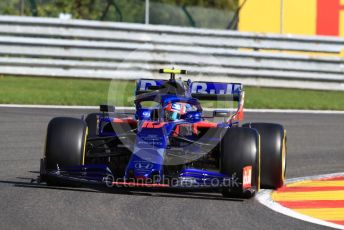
220;127;260;198
44;117;88;185
243;123;286;189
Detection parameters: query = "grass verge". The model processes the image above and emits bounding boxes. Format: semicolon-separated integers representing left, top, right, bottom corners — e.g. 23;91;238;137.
0;76;343;110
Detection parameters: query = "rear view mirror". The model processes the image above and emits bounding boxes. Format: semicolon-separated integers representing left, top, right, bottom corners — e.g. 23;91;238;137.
100;104;115;113
213;110;230;117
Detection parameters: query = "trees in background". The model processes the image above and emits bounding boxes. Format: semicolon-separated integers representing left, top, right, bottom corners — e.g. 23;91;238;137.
0;0;239;29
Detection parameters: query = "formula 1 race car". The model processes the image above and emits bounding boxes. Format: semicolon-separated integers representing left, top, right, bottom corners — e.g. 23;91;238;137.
39;69;287;198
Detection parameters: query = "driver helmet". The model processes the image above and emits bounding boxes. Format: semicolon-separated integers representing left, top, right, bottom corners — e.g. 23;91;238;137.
164;102;187;121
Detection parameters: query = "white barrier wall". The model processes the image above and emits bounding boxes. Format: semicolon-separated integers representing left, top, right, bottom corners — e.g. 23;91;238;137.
0;16;343;90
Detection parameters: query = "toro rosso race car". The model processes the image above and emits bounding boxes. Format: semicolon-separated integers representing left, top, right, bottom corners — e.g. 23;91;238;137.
39;69;287;198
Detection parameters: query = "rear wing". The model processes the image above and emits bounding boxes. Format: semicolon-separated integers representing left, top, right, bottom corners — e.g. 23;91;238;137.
136;80;243;100
136;67;244;122
135;79;245;121
190;82;243;101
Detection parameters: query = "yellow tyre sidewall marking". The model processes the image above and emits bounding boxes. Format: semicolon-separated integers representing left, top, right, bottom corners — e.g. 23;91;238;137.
82;127;88;166
281;129;287;183
257;133;261;191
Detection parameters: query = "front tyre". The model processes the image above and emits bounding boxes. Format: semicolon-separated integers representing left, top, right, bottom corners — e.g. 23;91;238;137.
43;117;88;185
243;123;287;189
220;128;260;198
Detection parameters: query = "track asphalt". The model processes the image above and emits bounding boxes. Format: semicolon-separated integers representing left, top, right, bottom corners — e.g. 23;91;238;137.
0;107;343;230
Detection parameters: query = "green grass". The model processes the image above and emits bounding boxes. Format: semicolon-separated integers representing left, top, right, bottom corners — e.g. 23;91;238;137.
245;87;344;110
0;76;134;106
0;76;343;110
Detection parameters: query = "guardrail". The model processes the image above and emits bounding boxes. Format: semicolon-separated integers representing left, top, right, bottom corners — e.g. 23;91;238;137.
0;15;343;90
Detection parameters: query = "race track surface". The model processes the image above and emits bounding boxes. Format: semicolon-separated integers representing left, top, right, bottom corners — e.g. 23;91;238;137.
0;107;343;230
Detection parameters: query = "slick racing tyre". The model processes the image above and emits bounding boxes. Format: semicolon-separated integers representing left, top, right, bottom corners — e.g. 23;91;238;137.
45;117;88;185
220;127;260;198
243;123;286;189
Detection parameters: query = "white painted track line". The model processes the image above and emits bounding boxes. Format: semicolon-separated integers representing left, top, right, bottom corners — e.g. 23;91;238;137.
0;104;98;109
1;104;344;114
